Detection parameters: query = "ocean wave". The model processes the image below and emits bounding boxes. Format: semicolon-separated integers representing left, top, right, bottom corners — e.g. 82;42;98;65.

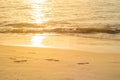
0;27;120;34
0;22;119;34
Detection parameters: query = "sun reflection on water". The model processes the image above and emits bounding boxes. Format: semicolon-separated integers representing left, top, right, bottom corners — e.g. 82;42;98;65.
33;0;46;3
28;0;50;24
31;34;46;47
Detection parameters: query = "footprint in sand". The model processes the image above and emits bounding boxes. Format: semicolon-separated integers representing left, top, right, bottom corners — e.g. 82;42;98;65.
110;62;120;64
13;60;27;63
8;57;27;63
77;62;89;65
45;59;60;62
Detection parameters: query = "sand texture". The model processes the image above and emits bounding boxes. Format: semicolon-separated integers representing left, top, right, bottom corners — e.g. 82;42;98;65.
0;45;120;80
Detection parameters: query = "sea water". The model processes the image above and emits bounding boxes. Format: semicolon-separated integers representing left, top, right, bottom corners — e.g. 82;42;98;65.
0;0;120;53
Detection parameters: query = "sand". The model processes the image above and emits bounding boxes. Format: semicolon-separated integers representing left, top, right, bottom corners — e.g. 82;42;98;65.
0;45;120;80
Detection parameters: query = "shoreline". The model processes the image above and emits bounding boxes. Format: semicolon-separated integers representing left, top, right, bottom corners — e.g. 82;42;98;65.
0;33;120;54
0;45;120;80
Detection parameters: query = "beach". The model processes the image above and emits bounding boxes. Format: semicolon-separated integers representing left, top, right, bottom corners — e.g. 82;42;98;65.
0;0;120;80
0;45;120;80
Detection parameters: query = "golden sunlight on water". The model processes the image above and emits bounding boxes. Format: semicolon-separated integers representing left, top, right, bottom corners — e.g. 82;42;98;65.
31;34;46;47
33;0;46;3
27;0;50;24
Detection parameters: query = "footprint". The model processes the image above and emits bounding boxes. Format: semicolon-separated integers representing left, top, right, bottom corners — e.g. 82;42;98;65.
53;59;59;62
110;62;120;64
77;62;89;65
8;57;28;63
45;59;60;62
14;60;27;63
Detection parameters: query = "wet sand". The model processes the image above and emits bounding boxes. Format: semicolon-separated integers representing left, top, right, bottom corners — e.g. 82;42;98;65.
0;45;120;80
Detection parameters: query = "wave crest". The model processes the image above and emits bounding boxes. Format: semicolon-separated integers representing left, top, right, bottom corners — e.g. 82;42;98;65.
0;27;120;34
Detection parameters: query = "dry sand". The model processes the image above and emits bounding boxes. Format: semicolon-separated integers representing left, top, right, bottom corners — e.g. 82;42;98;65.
0;45;120;80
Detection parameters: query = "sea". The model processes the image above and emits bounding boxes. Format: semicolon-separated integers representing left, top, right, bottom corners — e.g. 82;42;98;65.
0;0;120;53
